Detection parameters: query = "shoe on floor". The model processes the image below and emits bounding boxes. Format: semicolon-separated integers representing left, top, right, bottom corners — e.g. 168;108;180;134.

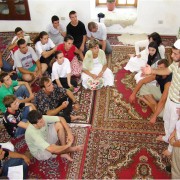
165;165;171;173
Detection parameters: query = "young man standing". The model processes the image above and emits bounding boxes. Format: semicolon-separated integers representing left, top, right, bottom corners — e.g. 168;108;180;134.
142;39;180;156
14;39;47;82
47;15;66;45
25;110;84;161
87;21;112;54
66;11;87;54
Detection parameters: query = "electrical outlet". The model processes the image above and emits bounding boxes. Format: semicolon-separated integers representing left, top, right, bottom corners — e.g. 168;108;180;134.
61;17;65;20
158;20;163;24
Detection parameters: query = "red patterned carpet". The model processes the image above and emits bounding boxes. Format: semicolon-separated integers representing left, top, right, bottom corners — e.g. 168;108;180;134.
81;129;170;179
0;126;90;179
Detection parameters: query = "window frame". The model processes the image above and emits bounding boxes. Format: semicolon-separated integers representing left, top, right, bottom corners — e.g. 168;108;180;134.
0;0;31;20
96;0;137;7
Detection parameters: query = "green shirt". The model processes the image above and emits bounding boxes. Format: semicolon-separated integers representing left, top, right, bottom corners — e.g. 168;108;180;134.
0;80;18;113
25;115;60;160
83;49;107;71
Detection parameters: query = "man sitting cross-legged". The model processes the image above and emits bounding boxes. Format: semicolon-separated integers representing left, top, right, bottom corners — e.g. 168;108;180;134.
25;110;84;161
129;59;172;124
34;76;82;123
13;39;47;83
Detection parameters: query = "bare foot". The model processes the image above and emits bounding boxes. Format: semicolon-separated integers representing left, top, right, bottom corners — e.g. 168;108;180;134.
162;149;171;156
69;144;84;152
156;135;164;141
70;115;84;121
60;153;73;162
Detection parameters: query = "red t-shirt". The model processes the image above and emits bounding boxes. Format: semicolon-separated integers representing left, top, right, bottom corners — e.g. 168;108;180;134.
56;43;76;62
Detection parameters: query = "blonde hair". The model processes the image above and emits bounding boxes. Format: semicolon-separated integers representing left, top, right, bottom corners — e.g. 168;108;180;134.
88;39;99;49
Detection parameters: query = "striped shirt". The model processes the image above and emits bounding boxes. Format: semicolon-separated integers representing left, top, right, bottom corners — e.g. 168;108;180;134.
168;61;180;103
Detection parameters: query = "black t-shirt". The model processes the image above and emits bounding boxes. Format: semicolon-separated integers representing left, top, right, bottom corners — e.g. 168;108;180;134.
3;103;25;137
156;73;172;93
66;20;87;48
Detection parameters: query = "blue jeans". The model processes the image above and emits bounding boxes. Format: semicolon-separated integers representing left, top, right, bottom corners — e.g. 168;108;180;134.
14;85;30;99
14;106;29;138
2;59;13;72
2;158;28;179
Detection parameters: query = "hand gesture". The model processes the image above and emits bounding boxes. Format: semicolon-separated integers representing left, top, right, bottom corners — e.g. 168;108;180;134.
61;101;68;109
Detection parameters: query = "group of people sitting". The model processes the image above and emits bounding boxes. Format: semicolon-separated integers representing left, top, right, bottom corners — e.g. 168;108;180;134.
0;10;114;178
0;10;179;178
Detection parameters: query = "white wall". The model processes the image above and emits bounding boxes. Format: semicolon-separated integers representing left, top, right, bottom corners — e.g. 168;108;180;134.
0;0;179;35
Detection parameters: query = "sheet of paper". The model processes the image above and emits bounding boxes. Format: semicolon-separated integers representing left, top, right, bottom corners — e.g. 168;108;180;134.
8;165;23;180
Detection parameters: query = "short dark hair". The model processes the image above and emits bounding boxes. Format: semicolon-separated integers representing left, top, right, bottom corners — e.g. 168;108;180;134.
3;95;16;108
39;76;51;88
0;72;9;83
69;10;76;17
64;35;74;42
55;50;63;59
17;38;26;47
157;59;169;67
28;110;42;124
15;27;22;34
51;15;59;23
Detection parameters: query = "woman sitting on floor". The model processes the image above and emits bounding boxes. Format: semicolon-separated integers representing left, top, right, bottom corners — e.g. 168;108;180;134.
124;32;165;72
56;35;83;77
51;50;79;92
134;41;162;83
34;31;57;75
81;39;114;90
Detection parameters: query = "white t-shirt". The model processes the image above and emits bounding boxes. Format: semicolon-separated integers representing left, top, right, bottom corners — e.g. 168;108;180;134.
86;23;107;40
14;46;39;70
35;38;55;59
11;35;31;44
46;23;65;45
51;58;71;81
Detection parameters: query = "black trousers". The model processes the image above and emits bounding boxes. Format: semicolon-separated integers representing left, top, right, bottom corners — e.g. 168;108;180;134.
56;96;73;123
40;53;55;75
54;77;77;89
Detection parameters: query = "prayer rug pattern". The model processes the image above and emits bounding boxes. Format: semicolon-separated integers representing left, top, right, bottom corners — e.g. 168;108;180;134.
92;46;172;130
81;129;170;179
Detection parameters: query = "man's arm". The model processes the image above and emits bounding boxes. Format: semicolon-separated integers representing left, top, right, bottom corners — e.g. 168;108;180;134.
66;89;76;103
67;73;72;87
41;46;56;58
74;47;84;61
9;151;30;165
149;82;171;124
141;65;171;76
80;35;87;52
129;75;156;103
100;40;106;52
46;103;68;116
35;60;42;77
